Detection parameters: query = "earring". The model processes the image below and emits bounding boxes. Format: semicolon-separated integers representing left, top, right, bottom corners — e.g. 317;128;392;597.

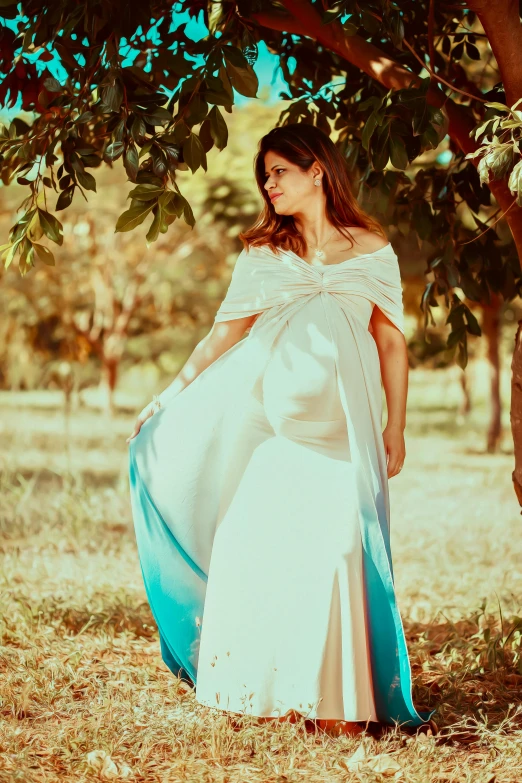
314;179;321;186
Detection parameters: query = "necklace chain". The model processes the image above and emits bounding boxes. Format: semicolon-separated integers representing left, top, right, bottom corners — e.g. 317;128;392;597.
310;227;337;261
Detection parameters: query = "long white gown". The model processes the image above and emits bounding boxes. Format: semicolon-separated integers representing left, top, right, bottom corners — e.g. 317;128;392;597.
128;241;434;727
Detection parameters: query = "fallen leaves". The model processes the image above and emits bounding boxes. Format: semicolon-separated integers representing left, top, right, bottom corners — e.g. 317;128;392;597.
340;743;403;778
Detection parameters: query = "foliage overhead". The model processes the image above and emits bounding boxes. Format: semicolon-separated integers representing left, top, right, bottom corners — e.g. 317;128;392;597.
1;0;522;367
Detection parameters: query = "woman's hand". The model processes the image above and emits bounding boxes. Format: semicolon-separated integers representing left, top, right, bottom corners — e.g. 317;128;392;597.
382;423;405;478
126;402;156;444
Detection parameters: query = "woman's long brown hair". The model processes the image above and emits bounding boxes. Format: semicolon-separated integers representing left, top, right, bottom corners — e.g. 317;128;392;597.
238;123;387;258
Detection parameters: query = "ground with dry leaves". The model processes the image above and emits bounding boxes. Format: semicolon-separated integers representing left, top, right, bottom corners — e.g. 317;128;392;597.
1;360;522;782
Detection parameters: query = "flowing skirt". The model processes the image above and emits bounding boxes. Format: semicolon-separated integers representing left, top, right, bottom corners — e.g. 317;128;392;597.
194;397;378;720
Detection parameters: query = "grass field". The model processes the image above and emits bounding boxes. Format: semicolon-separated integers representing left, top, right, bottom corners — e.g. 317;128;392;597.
1;360;522;782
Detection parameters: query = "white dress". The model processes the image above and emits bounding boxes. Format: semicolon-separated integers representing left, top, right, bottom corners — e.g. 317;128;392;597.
128;242;433;728
194;280;378;720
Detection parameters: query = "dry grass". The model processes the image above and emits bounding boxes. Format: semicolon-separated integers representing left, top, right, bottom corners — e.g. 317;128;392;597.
1;362;522;782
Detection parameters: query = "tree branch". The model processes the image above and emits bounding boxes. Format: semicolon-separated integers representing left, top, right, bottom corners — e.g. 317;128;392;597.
467;0;522;108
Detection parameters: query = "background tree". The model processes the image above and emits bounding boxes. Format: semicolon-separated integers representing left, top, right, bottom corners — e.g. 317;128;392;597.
1;1;522;492
0;139;263;412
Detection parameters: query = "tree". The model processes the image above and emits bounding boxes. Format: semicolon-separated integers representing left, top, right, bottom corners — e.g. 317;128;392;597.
1;1;522;497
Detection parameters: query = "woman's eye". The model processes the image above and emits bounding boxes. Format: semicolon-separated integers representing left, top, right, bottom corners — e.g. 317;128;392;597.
265;169;284;179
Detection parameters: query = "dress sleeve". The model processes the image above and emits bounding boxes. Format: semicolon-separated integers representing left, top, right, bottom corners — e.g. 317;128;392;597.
368;250;405;335
213;248;270;323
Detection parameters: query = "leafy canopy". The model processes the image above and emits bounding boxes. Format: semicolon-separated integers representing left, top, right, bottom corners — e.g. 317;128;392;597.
1;0;522;367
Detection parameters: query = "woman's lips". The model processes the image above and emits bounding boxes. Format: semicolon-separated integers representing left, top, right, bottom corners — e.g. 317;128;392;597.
270;193;282;202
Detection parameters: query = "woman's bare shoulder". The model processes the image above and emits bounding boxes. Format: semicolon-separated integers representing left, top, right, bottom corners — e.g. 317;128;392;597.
349;228;390;254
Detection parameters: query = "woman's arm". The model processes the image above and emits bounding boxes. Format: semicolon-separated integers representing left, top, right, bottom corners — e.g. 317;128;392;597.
158;313;258;403
369;305;409;478
126;313;258;442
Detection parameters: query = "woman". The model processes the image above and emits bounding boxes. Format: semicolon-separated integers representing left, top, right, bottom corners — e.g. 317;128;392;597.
127;124;434;736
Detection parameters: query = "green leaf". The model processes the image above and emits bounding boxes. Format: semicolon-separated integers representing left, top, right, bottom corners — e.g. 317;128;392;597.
388;12;405;48
208;1;226;34
218;64;234;102
105;142;125;161
124;146;140;180
447;326;465;348
146;208;162;244
484;102;510;112
452;42;464;60
26;244;35;270
459;270;482;301
360;9;381;35
27;211;44;241
19;237;32;268
76;169;97;191
101;80;123;112
158;191;174;209
33;242;56;266
112;118;125;143
183;133;205;174
138;142;152;159
82;154;102;168
44;77;62;92
361;112;379;151
77;111;94;124
464;305;482;336
320;5;345;25
164;145;180;172
508;160;522;203
128;184;165;201
56;185;75;210
151;146;167;177
209;106;228;149
54;41;78;69
445;263;459;288
223;51;258;98
341;19;359;36
183;199;195;227
422;124;441;150
115;203;155;232
371;120;391;171
37;209;64;245
163;192;185;217
389;135;409;170
185;94;209;126
2;241;21;270
465;42;480;61
131;115;146;144
141;107;173;126
203;86;234;107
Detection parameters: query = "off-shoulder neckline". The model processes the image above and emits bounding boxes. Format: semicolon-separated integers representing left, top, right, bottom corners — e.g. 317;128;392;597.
282;242;393;268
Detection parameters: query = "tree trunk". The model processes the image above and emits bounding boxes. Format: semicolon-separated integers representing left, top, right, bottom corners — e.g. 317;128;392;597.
101;359;118;417
511;320;522;506
482;298;502;453
459;370;471;417
465;0;522;497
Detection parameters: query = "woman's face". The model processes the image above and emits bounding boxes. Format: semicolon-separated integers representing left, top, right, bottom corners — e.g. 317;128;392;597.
263;151;322;216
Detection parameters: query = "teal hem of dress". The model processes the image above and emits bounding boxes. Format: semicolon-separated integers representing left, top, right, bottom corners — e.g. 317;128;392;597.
129;439;437;728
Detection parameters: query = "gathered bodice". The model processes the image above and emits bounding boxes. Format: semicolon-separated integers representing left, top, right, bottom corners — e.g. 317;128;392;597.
261;293;345;424
213;243;404;336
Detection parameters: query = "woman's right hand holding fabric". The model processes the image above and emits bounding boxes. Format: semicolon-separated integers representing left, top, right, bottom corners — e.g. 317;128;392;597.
126;401;157;443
